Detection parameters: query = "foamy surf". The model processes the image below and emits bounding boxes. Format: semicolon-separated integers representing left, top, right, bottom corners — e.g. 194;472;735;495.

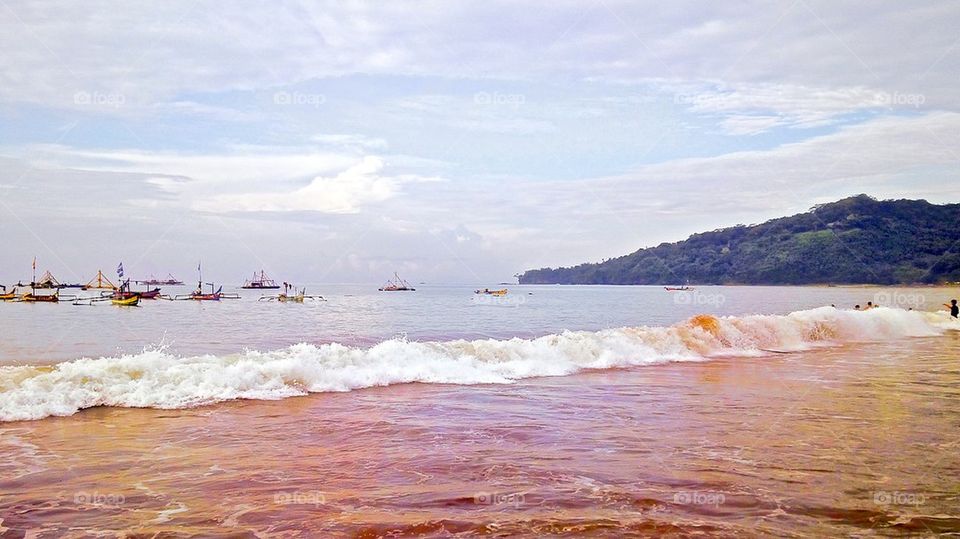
1;307;955;422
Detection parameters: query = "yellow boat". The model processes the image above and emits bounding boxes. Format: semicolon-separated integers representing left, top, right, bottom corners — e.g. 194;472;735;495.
475;288;508;297
111;294;140;306
0;288;18;301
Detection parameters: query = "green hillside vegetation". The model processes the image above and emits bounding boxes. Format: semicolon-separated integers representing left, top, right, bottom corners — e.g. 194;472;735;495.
519;195;960;285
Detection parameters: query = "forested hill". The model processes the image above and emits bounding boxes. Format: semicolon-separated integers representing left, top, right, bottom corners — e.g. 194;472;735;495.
519;195;960;285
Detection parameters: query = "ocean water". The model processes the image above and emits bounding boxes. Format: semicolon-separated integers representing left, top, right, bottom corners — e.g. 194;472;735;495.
1;285;959;536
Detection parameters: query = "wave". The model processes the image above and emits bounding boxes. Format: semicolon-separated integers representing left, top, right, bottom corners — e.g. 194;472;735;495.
1;307;955;422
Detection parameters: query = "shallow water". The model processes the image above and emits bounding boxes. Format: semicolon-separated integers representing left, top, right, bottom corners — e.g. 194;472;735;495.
0;285;959;537
0;284;950;364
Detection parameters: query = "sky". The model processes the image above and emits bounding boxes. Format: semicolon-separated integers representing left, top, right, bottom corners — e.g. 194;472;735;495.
1;1;959;285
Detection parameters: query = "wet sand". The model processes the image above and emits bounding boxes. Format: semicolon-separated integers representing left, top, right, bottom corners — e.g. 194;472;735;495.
1;335;959;537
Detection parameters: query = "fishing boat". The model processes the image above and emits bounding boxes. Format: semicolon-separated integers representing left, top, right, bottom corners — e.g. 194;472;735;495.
242;270;280;289
82;270;117;291
664;286;693;291
176;282;223;301
137;274;184;286
475;288;508;296
258;282;324;303
111;294;140;306
21;291;59;303
19;258;61;302
174;263;239;300
379;272;416;292
109;279;160;300
0;287;18;301
139;288;161;299
32;271;62;289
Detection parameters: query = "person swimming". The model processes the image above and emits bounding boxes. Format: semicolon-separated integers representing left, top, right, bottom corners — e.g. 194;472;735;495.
945;299;959;318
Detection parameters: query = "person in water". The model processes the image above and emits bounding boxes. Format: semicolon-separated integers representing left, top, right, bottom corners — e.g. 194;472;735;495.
854;304;861;310
945;299;959;318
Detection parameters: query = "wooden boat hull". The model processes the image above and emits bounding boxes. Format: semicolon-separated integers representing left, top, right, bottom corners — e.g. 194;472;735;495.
190;294;221;301
664;287;694;291
111;295;141;306
21;293;59;303
140;289;161;299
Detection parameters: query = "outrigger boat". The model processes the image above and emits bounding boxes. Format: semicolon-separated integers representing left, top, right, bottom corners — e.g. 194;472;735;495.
176;282;223;301
379;272;416;292
242;270;280;289
258;282;324;303
475;288;508;296
174;263;240;300
107;279;159;300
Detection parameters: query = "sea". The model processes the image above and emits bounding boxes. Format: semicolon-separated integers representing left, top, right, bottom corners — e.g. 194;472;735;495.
1;284;958;537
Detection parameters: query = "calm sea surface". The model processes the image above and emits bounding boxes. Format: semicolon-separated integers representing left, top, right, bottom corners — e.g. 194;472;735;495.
1;285;958;537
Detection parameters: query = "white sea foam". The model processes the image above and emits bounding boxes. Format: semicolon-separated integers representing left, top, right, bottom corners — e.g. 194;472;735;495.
0;307;955;421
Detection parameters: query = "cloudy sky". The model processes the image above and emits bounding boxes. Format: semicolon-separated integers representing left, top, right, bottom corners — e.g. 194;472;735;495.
1;1;958;284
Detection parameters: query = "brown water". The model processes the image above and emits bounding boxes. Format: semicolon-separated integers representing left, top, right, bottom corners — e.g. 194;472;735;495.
2;335;958;537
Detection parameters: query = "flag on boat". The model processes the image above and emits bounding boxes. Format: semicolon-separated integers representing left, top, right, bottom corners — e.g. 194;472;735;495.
117;262;124;278
32;257;36;270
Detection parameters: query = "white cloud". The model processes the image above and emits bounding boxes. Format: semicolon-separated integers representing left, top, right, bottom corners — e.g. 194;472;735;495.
196;156;433;214
2;1;958;113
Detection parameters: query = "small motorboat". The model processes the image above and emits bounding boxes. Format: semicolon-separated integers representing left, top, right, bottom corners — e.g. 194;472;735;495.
475;288;508;296
111;294;141;306
181;284;223;301
664;286;694;291
259;283;324;303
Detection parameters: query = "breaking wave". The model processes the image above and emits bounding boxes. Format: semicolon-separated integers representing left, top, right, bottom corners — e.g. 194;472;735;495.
1;307;955;421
